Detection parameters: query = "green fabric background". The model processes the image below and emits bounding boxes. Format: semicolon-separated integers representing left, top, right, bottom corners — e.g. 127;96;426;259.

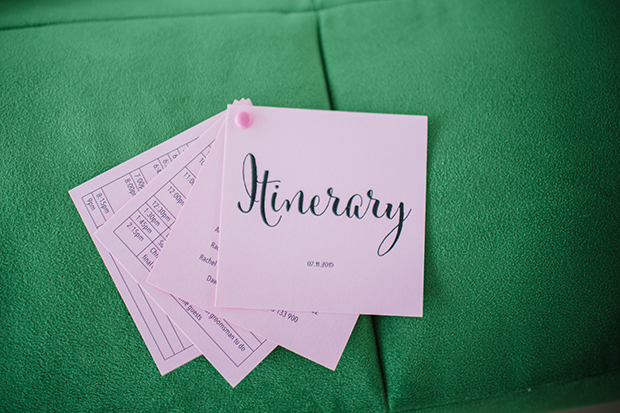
1;0;618;411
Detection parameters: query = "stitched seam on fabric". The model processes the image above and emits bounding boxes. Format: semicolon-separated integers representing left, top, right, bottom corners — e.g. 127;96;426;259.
314;2;388;408
370;316;390;411
312;3;334;111
0;10;310;32
315;2;387;409
0;0;402;32
389;369;620;413
313;1;389;409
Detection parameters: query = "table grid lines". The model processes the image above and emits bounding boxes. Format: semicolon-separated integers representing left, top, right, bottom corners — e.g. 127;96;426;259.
81;139;197;229
111;140;214;273
172;297;267;368
113;256;194;361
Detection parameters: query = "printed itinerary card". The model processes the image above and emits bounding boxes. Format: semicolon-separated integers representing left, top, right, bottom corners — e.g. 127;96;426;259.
68;114;223;374
94;101;277;387
215;106;427;316
71;98;427;386
146;136;358;370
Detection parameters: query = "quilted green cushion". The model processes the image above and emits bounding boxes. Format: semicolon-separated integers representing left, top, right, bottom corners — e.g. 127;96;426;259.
1;0;618;411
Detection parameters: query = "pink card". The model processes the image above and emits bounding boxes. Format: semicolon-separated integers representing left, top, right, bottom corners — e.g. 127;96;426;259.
68;114;223;374
146;136;358;370
215;106;427;316
95;101;277;387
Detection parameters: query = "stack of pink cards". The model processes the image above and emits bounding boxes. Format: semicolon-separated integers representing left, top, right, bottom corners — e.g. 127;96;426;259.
70;99;427;387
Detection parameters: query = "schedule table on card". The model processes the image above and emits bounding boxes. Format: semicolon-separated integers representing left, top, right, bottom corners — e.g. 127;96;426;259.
112;145;210;272
94;102;277;387
80;138;197;228
70;119;218;375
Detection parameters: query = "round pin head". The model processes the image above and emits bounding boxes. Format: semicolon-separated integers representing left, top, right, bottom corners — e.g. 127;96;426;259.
234;112;252;129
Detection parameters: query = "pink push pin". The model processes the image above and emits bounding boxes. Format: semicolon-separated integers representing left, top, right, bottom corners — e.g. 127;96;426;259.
234;112;252;129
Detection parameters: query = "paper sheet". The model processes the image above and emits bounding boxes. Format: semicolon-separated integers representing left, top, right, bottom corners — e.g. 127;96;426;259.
94;102;276;386
69;115;220;374
216;106;427;316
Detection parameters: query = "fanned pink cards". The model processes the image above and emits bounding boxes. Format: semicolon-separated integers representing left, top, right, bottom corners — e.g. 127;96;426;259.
78;99;427;386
